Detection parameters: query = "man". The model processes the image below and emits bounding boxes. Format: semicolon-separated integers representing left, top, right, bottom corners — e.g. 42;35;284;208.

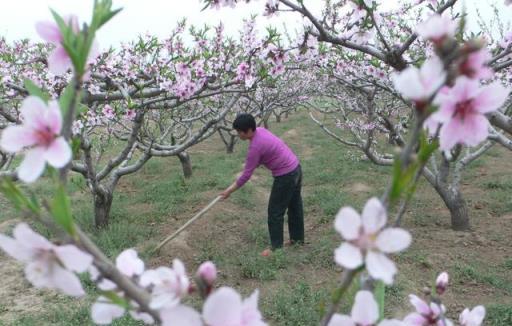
220;113;304;256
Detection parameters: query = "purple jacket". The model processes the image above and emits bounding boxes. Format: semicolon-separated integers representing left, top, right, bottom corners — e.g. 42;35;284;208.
236;127;299;187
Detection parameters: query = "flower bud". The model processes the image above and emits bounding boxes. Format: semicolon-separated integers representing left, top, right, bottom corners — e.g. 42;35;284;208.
197;261;217;286
436;271;449;295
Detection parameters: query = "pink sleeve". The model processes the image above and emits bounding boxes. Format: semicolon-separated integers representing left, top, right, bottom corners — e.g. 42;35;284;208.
236;144;261;187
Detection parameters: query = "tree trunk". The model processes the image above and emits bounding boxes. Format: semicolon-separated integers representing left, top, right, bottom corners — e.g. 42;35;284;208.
275;114;281;123
423;170;470;231
226;135;236;154
178;151;192;178
263;118;270;129
436;186;471;231
94;189;113;228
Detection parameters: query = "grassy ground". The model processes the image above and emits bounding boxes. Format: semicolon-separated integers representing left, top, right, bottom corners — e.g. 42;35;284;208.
1;112;511;325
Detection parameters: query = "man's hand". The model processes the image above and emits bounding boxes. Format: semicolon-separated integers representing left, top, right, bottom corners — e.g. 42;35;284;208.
220;182;239;200
219;189;231;200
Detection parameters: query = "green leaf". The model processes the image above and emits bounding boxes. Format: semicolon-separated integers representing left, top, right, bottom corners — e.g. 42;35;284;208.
23;79;50;102
97;8;122;29
390;158;403;201
50;183;76;236
71;137;81;158
0;178;39;213
58;82;76;118
374;281;385;321
100;291;130;309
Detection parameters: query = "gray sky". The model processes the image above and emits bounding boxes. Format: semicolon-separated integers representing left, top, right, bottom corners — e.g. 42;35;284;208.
0;0;510;50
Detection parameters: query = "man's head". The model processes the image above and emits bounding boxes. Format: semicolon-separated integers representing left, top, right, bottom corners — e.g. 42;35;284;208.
233;113;256;140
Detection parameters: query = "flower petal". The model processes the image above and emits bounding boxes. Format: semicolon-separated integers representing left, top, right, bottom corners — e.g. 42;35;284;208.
45;137;72;168
378;319;406;326
140;269;160;287
203;287;242;325
48;46;72;75
409;294;431;315
351;290;379;325
334;242;364;269
365;251;397;284
116;248;145;277
13;222;53;250
361;197;387;234
334;207;362;240
91;297;125;324
473;82;509;114
20;96;48;130
439;118;463;151
460;114;489;147
18;147;47;183
391;68;425;100
403;313;427;325
46;100;63;134
375;228;412;253
0;125;37;153
420;56;446;96
242;290;265;324
0;233;33;261
35;21;62;43
25;260;52;289
327;314;355;326
54;245;93;273
52;264;85;296
160;305;202;326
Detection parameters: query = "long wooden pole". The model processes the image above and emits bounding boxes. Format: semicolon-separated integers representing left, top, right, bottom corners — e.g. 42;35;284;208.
151;196;222;254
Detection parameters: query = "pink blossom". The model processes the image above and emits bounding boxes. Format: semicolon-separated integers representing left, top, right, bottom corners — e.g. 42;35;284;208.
416;15;457;44
36;15;99;75
91;297;125;324
102;104;115;119
348;2;367;23
203;287;267;326
116;248;145;277
125;109;137;121
458;48;493;80
176;62;191;78
505;0;512;6
237;62;250;81
197;261;217;285
91;292;155;324
435;272;449;295
391;56;446;103
334;197;411;284
140;259;190;310
0;223;92;296
160;305;202;326
36;16;78;75
0;96;72;182
459;306;485;326
72;120;84;136
430;77;509;151
328;291;404;326
403;294;452;326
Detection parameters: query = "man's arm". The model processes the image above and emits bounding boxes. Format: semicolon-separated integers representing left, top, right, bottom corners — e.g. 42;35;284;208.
220;143;260;200
219;181;239;199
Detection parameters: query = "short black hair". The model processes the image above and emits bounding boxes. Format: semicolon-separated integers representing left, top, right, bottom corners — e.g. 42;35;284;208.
233;113;256;132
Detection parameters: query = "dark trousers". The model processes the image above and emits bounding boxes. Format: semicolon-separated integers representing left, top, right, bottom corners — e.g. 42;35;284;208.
268;164;304;249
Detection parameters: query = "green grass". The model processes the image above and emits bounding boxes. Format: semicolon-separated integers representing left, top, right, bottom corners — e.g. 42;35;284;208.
454;263;512;295
486;304;512;326
261;281;329;326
